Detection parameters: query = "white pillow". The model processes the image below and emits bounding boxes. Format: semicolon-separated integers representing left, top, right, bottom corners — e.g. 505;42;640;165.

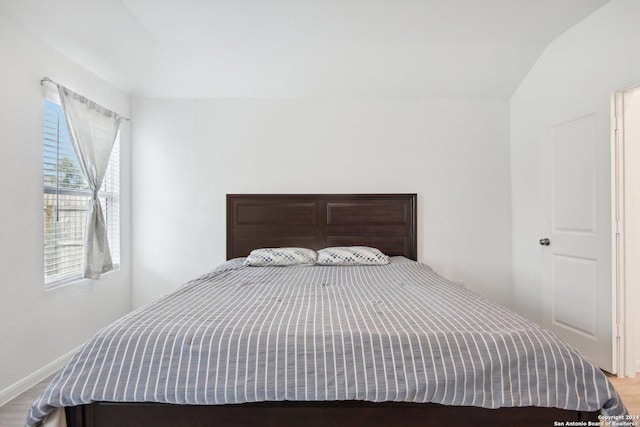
316;246;390;266
244;247;318;267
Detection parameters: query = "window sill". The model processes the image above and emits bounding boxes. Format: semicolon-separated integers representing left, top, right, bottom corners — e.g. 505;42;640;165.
44;264;121;291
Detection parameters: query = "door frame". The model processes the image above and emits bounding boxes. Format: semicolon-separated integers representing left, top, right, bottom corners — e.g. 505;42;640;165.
612;83;640;378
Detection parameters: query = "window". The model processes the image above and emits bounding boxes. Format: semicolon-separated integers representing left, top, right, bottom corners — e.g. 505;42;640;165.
43;93;120;288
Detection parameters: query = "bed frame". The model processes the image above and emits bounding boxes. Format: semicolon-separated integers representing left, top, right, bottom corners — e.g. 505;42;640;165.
65;193;599;426
226;194;417;260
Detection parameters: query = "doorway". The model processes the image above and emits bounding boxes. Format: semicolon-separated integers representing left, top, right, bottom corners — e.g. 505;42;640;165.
613;84;640;378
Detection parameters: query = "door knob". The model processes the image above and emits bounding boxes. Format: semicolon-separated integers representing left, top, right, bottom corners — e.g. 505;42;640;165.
539;238;550;246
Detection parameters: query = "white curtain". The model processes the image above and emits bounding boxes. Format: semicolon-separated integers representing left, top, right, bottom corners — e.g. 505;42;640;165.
58;85;122;279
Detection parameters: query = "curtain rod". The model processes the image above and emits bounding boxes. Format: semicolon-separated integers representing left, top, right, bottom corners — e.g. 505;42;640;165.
41;77;130;121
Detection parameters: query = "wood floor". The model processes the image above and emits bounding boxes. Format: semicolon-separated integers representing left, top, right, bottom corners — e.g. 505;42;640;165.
0;375;54;426
1;373;639;426
608;374;640;416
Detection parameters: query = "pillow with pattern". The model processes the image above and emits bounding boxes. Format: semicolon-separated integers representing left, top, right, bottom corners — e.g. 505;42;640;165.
244;247;318;267
316;246;390;266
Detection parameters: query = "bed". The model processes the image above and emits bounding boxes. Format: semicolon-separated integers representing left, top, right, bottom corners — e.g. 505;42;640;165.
27;194;625;426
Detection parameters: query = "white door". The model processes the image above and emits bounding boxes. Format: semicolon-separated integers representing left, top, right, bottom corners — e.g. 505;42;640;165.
541;104;614;373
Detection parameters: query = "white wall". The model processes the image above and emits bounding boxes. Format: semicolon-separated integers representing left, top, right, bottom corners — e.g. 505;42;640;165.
131;97;513;308
0;13;132;401
510;0;640;353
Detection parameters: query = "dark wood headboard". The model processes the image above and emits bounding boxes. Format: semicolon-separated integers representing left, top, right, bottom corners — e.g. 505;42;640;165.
226;194;417;260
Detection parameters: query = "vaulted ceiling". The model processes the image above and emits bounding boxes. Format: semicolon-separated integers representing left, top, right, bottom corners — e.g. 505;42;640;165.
0;0;610;98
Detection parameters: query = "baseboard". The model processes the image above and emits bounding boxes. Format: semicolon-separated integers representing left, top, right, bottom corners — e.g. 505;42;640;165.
636;359;640;374
0;346;80;407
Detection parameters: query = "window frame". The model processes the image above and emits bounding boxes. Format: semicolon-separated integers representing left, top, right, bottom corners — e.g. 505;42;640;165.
42;87;121;289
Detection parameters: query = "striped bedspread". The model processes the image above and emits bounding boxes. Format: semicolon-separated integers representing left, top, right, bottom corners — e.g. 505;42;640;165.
27;257;625;426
